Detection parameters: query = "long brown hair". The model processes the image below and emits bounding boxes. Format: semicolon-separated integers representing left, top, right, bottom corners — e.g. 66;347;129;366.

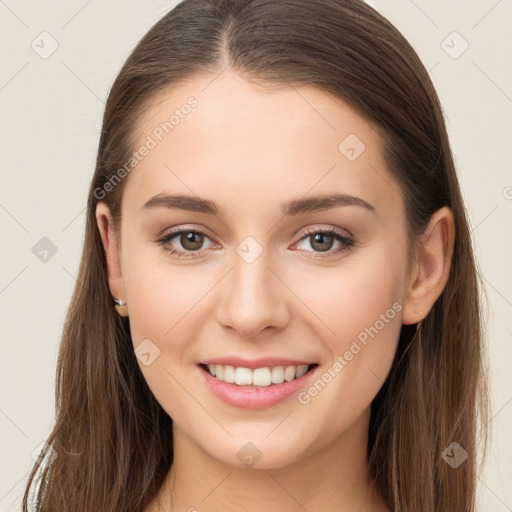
22;1;489;510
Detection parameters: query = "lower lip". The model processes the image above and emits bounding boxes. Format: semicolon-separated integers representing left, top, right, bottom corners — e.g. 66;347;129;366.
198;364;319;410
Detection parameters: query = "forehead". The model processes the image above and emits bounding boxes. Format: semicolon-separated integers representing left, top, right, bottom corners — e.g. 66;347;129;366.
122;69;401;219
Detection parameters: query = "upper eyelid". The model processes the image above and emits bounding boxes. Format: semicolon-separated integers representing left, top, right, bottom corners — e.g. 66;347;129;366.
298;225;353;239
158;225;218;244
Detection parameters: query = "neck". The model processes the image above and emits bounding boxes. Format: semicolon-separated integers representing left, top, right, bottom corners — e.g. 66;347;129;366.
146;407;389;512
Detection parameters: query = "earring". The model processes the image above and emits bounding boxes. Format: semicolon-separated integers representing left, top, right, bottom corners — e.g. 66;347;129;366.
113;297;128;318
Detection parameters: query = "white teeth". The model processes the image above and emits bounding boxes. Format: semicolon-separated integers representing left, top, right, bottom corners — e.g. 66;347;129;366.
284;366;296;381
205;364;310;387
223;365;235;383
271;366;285;384
296;365;308;378
252;367;272;387
235;367;253;385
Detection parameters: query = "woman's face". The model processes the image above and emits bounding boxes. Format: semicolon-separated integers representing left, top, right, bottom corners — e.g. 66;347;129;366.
107;70;411;468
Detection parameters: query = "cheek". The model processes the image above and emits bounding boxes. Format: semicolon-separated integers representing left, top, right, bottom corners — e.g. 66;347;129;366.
123;260;210;350
120;249;214;420
291;244;407;412
291;240;407;340
119;228;213;343
299;268;405;437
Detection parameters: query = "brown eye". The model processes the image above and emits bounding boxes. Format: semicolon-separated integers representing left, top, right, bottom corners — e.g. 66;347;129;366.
156;228;216;259
293;227;355;258
309;233;335;252
179;231;205;251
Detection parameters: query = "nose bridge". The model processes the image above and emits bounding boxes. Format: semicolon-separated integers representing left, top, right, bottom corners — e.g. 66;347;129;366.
217;239;289;336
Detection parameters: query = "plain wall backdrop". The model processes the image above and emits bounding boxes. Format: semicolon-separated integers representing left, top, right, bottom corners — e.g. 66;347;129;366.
1;0;511;510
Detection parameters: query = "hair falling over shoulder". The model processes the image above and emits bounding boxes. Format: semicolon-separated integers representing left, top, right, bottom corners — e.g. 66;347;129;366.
22;1;489;511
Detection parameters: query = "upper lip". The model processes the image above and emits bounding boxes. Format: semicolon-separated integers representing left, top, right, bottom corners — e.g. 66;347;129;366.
199;357;316;370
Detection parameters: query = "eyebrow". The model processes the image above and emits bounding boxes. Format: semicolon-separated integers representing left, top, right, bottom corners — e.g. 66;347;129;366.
140;192;376;216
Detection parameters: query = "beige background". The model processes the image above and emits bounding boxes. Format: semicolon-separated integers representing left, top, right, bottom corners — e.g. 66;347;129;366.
1;1;511;510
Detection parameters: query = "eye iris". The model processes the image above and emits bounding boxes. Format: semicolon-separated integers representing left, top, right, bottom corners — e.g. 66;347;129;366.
181;231;204;251
310;233;334;252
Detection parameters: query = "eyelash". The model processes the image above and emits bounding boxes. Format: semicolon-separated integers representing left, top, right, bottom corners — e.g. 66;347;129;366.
155;226;355;259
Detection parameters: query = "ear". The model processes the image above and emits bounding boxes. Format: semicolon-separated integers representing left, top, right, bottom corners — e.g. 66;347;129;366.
402;206;455;325
95;202;128;317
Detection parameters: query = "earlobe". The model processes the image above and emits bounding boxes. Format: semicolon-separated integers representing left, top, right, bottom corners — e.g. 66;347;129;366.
95;202;128;317
402;206;455;325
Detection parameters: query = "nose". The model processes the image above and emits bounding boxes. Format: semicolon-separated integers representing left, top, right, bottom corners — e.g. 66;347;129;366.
216;251;291;337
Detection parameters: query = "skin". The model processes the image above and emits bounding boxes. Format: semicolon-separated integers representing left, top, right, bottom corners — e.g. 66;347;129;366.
96;69;455;512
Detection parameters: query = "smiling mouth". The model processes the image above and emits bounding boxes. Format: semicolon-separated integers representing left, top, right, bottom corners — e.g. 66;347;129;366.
198;363;319;388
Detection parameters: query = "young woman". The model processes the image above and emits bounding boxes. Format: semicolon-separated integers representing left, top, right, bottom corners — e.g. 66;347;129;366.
22;0;489;510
